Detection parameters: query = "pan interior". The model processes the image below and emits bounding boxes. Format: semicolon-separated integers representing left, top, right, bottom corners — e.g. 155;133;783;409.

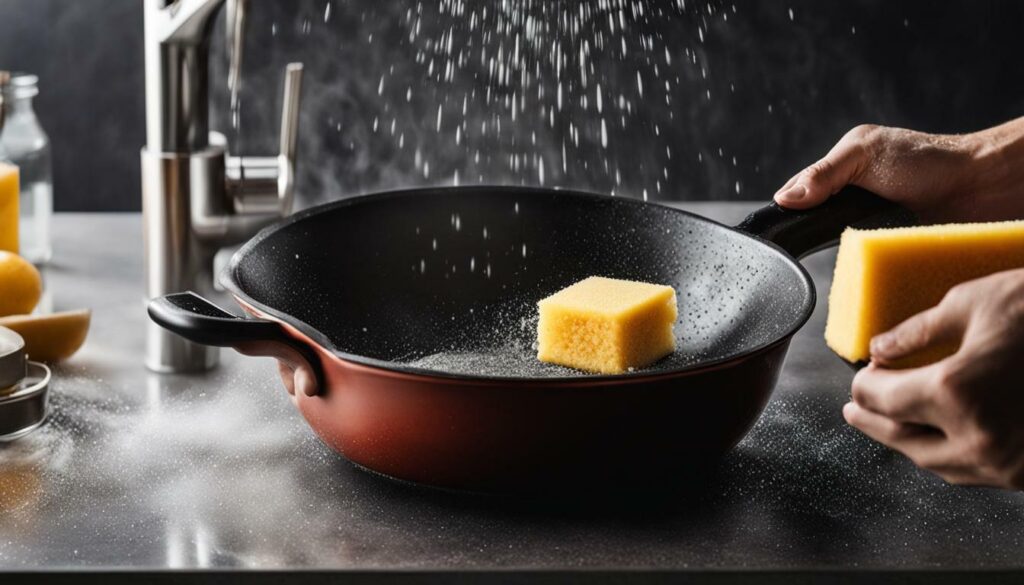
228;188;812;379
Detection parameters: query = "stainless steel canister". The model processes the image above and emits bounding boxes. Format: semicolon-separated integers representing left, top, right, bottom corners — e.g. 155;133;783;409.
0;326;51;440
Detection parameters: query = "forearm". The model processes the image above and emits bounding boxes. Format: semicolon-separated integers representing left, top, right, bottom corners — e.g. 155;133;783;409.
966;116;1024;221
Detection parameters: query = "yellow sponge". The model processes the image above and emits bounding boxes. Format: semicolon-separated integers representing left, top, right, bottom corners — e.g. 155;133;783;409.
537;276;677;374
825;220;1024;365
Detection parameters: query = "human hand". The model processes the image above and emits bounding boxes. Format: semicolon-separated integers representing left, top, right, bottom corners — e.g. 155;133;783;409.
277;361;318;401
774;121;1024;223
843;268;1024;489
234;341;319;400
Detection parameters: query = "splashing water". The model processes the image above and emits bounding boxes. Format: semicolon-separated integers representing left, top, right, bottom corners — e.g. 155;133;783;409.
384;0;739;196
237;0;755;205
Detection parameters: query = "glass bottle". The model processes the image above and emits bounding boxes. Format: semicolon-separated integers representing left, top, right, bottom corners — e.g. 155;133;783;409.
0;73;52;264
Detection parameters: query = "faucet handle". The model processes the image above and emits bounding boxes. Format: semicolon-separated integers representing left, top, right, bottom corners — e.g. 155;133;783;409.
227;62;303;216
225;0;248;110
277;63;303;215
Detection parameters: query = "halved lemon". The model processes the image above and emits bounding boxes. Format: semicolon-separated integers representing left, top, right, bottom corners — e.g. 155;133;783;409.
0;309;91;362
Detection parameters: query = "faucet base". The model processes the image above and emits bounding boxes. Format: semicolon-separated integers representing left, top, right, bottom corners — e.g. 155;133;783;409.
141;146;228;374
146;320;219;374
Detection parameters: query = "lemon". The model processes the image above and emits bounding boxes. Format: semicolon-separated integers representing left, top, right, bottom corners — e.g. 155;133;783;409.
0;309;91;362
0;251;41;317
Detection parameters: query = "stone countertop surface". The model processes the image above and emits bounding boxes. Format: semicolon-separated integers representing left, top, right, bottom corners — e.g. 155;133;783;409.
0;204;1022;582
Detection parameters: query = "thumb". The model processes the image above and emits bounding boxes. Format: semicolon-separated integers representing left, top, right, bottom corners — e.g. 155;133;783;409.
775;126;875;210
870;296;970;367
293;363;319;398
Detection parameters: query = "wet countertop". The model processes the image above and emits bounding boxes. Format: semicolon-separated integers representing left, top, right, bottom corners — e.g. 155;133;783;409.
1;205;1022;583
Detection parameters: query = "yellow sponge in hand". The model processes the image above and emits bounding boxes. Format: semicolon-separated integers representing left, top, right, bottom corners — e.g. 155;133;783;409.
825;220;1024;365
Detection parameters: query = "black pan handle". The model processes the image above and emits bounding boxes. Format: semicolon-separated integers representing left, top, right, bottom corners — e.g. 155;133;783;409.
736;186;915;259
148;292;324;394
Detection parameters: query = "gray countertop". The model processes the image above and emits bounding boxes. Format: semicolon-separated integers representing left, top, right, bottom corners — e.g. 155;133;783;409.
1;204;1022;581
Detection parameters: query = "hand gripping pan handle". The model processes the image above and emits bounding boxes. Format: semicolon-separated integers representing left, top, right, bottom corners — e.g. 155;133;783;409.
148;292;324;394
736;185;915;259
737;186;916;369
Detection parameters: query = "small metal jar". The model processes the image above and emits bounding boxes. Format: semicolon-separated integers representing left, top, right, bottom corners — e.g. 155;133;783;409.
0;326;51;440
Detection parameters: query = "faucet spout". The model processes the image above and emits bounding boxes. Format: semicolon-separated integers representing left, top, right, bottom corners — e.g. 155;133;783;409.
149;0;225;45
143;0;226;152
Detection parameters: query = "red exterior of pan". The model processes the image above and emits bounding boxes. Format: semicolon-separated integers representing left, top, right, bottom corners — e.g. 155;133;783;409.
240;298;788;492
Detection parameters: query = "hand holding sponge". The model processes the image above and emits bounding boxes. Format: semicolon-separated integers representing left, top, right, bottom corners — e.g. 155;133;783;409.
826;220;1024;366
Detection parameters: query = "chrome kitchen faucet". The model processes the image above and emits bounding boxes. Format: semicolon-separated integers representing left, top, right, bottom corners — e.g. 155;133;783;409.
142;0;303;373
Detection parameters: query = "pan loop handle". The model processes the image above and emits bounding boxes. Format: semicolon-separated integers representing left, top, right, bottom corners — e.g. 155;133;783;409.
736;186;915;259
148;292;325;395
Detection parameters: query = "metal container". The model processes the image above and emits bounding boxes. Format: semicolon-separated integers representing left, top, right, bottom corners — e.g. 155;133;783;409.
0;326;51;440
0;325;26;393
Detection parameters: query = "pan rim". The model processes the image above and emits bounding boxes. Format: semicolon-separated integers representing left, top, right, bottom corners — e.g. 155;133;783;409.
222;185;816;383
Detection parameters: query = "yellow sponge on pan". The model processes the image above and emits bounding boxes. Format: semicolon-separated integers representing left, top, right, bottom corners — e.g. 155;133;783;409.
537;276;677;374
825;220;1024;365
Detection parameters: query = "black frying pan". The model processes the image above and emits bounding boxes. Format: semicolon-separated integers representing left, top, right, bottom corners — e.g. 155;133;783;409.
150;186;907;492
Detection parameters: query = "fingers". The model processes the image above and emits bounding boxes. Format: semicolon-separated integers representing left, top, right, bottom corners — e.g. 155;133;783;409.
845;401;1004;486
278;361;296;395
844;402;1002;486
774;173;800;200
236;341;321;397
276;360;318;397
850;363;940;425
774;126;876;209
843;401;919;443
293;364;319;397
843;401;947;464
869;292;971;366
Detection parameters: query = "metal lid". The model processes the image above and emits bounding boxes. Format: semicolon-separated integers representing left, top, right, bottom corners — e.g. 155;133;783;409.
0;326;27;393
0;361;51;441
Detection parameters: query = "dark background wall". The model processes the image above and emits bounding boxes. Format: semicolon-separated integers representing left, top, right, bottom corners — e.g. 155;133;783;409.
0;0;1022;212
